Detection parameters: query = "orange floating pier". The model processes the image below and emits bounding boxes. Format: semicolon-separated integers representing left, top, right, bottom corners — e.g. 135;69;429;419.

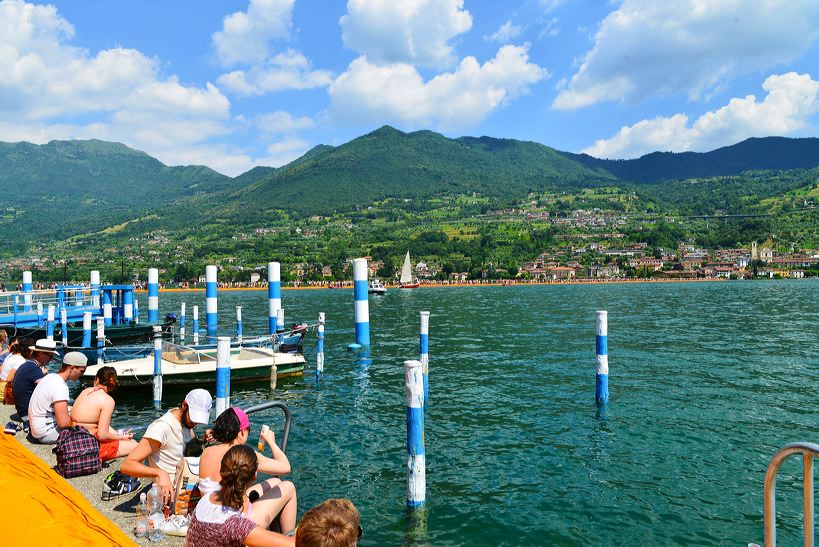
0;433;136;547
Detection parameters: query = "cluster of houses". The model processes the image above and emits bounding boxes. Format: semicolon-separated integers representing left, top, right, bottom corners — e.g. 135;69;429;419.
518;241;819;280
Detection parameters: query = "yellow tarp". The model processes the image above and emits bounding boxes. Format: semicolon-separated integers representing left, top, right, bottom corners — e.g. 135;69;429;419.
0;433;136;547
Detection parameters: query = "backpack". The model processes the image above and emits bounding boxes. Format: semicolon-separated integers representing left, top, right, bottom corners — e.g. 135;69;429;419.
52;425;101;478
172;456;201;516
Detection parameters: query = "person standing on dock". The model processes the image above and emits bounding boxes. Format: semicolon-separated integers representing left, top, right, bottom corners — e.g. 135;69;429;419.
29;351;88;444
11;338;56;426
121;389;213;504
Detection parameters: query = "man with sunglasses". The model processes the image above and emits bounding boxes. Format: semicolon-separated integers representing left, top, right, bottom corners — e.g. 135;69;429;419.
121;388;213;504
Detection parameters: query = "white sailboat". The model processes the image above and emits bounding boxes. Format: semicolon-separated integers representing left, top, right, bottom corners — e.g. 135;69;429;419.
399;251;420;288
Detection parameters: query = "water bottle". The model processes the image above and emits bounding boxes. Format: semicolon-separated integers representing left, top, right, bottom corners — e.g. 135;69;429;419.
134;493;148;538
146;483;162;513
147;511;165;542
258;424;269;451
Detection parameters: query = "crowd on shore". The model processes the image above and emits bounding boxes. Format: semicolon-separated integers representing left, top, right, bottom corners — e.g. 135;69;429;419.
0;329;362;547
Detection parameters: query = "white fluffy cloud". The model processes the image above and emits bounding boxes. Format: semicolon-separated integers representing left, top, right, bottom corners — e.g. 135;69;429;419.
554;0;819;110
328;45;548;130
0;0;259;174
583;72;819;158
484;21;523;44
217;50;333;96
212;0;294;67
340;0;472;68
256;111;315;134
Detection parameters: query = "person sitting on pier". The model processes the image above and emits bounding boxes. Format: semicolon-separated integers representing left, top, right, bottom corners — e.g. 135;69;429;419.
1;337;29;404
29;351;88;444
11;338;54;424
187;444;294;547
198;407;297;535
121;388;213;505
69;366;138;461
0;329;8;360
295;499;361;547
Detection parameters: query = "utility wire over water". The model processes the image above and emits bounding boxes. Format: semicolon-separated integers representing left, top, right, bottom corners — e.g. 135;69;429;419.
94;280;818;545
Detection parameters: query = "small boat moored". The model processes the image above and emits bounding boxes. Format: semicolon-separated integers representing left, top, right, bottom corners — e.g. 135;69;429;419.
368;279;387;295
83;341;305;387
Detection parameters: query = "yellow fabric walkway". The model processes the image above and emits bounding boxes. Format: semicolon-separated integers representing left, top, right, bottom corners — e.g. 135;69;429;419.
0;433;136;546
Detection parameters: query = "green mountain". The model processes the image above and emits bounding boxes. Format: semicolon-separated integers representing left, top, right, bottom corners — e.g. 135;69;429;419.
2;128;819;259
0;139;236;252
563;136;819;183
228;126;616;216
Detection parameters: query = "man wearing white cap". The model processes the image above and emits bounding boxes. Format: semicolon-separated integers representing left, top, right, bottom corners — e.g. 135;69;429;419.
121;389;213;503
29;350;88;444
12;338;58;427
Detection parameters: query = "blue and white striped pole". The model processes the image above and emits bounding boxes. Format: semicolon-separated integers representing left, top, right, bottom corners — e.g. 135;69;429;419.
96;317;105;364
46;305;55;342
405;359;425;508
352;258;370;347
22;271;32;312
420;311;430;412
236;306;243;344
90;270;100;308
147;268;159;323
268;262;281;335
215;336;231;417
82;312;92;348
152;325;162;407
123;289;134;323
179;303;186;340
133;298;139;324
75;288;83;306
37;302;44;327
192;305;199;345
595;310;609;406
60;307;68;347
103;291;112;326
206;265;218;340
316;312;325;383
276;308;285;347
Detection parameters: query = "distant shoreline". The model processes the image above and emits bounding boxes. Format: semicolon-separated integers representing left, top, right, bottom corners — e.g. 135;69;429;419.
139;277;742;292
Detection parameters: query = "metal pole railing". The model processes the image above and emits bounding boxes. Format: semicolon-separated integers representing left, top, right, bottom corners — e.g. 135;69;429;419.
763;442;819;547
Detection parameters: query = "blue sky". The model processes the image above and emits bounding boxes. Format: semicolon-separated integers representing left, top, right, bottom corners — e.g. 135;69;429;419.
2;0;819;176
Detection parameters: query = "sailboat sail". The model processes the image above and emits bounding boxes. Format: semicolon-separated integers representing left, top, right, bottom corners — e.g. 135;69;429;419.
400;251;413;284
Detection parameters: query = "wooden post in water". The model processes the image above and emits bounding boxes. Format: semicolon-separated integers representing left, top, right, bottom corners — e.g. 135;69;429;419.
206;265;218;341
152;325;163;407
90;270;100;308
420;311;430;412
236;306;243;345
60;307;68;347
215;336;231;417
193;305;199;345
180;303;186;340
22;271;32;312
82;312;92;348
405;359;425;508
148;268;159;323
268;262;281;336
96;317;105;364
352;258;370;348
595;310;609;406
46;305;55;342
316;312;325;383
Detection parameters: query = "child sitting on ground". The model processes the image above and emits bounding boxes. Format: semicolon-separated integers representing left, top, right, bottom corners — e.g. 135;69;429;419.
295;499;361;547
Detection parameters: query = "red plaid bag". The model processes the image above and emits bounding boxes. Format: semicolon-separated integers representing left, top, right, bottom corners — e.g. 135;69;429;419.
52;425;101;478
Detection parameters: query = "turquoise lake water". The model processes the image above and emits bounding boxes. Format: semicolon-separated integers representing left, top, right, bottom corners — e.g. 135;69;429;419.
91;280;818;545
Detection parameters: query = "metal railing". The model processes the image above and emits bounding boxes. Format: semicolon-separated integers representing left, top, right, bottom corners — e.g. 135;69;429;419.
763;442;818;546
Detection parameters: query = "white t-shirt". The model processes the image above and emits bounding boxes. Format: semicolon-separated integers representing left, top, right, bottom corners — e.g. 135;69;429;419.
0;354;25;380
29;373;69;440
143;410;193;481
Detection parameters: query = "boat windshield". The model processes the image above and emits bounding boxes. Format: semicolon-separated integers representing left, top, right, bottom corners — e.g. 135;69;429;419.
161;341;217;365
